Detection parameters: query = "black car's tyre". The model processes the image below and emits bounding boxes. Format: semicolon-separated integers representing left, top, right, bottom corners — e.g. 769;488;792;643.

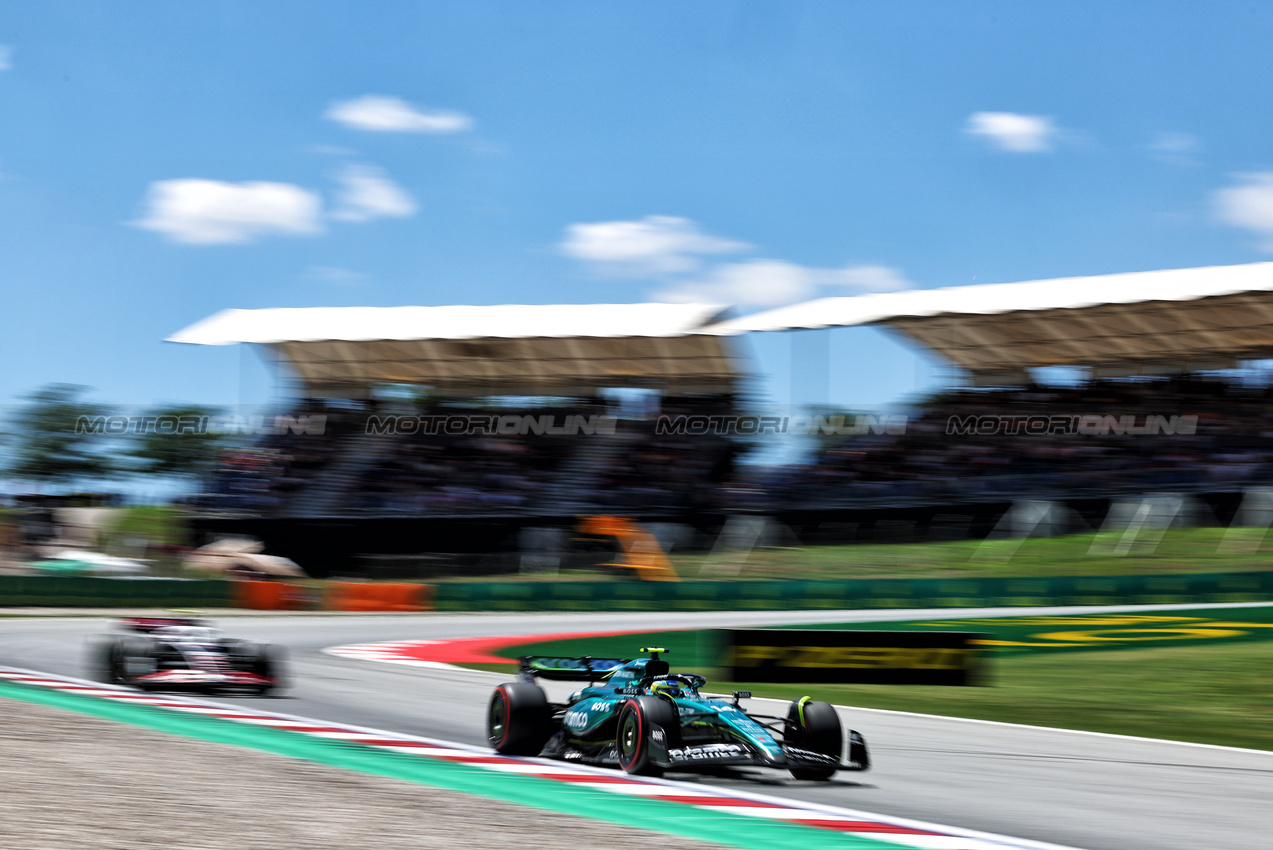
785;697;842;781
616;696;676;777
254;644;286;695
249;644;285;695
115;638;155;689
229;641;286;695
488;683;553;756
85;637;120;684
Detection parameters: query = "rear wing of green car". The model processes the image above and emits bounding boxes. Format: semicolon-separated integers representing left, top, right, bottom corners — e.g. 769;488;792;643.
518;655;629;682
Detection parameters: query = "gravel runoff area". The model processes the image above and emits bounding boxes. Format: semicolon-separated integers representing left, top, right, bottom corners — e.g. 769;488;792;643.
0;696;726;850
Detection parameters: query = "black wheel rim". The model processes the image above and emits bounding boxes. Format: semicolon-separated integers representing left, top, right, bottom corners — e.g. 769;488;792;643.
619;712;639;762
488;694;506;745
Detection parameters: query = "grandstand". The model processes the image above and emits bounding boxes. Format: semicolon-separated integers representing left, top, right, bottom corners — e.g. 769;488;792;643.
169;304;747;573
171;303;744;519
717;261;1273;384
170;262;1273;573
752;376;1273;511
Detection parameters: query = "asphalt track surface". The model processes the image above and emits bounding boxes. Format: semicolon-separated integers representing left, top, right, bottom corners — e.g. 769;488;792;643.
3;606;1271;850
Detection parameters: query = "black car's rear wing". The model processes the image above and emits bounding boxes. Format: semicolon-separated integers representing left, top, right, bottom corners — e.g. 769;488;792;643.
519;655;629;682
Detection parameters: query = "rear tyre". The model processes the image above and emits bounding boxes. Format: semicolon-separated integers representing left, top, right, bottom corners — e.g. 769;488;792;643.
116;639;155;689
85;637;120;684
785;697;842;781
616;697;676;777
487;683;553;756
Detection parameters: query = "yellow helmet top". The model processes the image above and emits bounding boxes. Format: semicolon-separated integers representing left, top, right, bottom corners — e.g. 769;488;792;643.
650;679;680;698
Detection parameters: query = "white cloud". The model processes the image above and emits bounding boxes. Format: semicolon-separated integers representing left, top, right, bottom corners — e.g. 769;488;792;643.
562;215;912;306
560;215;750;277
308;144;357;157
325;95;473;134
964;111;1057;153
655;260;815;306
0;45;12;71
1214;172;1273;252
133;179;323;244
330;164;417;222
304;265;369;284
1152;132;1198;155
826;265;912;293
654;260;912;307
1151;132;1201;166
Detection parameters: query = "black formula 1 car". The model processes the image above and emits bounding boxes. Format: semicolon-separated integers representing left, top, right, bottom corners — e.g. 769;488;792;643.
487;648;869;780
86;617;285;695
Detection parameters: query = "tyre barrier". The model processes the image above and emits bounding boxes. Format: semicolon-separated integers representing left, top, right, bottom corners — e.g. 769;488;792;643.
231;580;312;611
324;581;432;612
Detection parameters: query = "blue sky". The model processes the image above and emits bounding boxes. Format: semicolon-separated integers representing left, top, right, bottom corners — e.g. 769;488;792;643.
4;1;1273;416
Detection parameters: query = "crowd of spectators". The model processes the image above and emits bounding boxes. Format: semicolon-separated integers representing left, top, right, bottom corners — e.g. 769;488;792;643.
195;377;1273;517
590;399;740;512
750;376;1273;509
192;399;370;513
344;402;603;514
194;396;741;516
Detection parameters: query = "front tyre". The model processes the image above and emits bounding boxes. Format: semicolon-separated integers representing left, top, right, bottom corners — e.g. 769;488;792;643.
617;697;676;777
488;683;553;756
251;645;285;695
234;642;287;695
785;697;842;781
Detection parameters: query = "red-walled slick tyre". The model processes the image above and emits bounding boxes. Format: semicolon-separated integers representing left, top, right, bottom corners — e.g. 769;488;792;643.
487;682;553;756
616;696;676;777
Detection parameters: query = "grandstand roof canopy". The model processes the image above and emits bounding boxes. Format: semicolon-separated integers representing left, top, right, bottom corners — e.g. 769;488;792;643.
715;261;1273;384
168;303;741;396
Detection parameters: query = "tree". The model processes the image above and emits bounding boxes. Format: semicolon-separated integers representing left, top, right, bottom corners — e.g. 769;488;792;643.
5;384;118;484
124;404;231;479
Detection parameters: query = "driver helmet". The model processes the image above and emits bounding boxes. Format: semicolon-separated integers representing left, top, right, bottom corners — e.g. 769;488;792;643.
650;679;682;699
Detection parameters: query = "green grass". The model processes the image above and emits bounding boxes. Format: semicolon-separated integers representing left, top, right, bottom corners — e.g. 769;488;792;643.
498;607;1273;661
731;642;1273;751
673;527;1273;581
470;608;1273;750
422;527;1273;584
472;643;1273;750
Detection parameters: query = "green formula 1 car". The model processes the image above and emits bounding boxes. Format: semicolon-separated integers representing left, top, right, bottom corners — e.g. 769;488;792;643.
486;648;869;780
